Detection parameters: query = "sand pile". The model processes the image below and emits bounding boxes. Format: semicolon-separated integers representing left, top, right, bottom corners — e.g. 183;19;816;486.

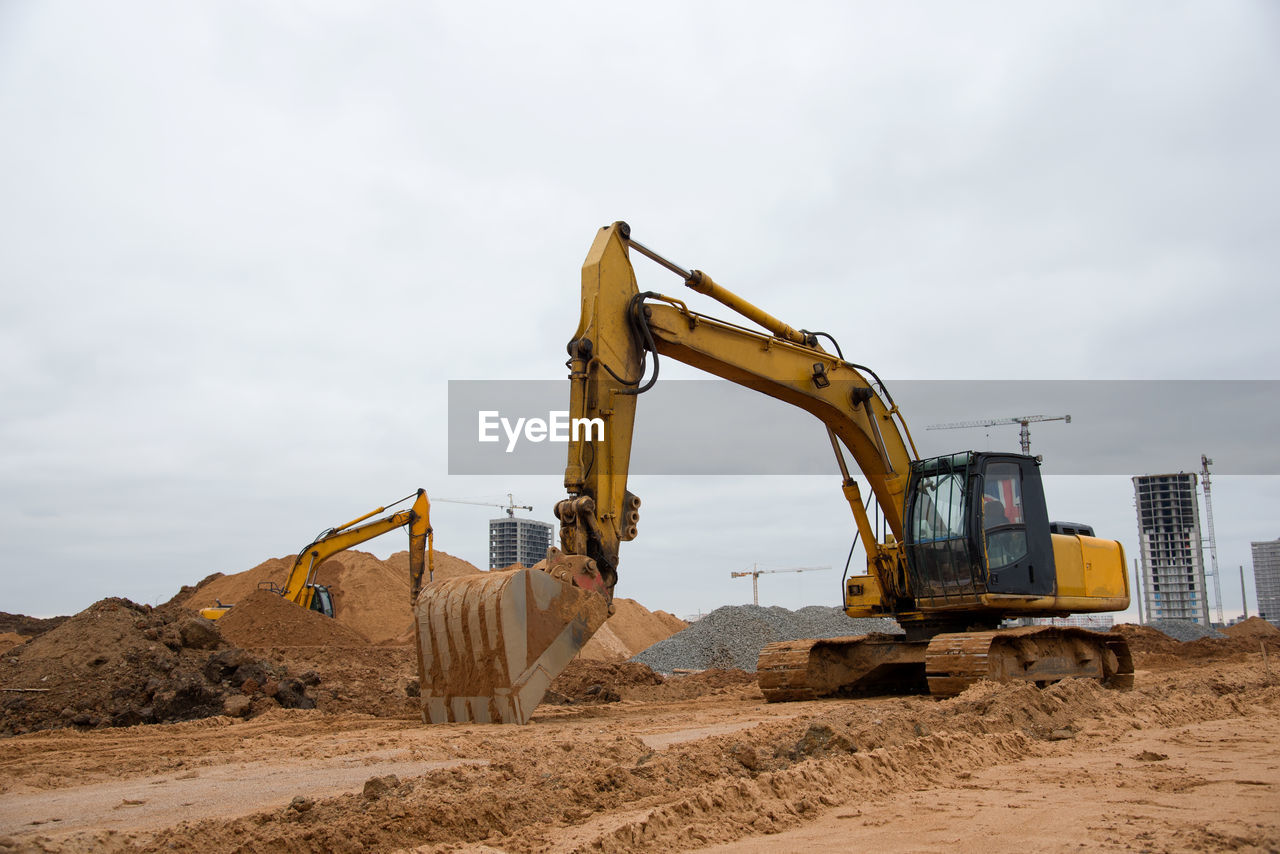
0;599;317;736
182;549;483;645
180;550;684;658
580;598;688;661
1114;621;1280;669
215;590;372;647
1224;616;1280;638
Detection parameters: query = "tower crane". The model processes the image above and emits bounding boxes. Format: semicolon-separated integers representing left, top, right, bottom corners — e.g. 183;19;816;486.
1200;454;1224;625
435;493;533;518
730;565;831;606
926;414;1071;455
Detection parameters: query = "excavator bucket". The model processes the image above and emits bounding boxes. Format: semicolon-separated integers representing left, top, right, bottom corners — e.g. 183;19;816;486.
413;558;611;724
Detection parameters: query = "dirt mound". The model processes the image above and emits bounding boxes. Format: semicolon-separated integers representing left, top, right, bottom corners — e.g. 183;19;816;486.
215;590;372;648
1113;621;1280;669
0;599;317;736
179;556;295;613
0;611;67;637
0;632;27;651
1224;616;1280;638
180;549;483;646
1113;623;1184;656
626;668;760;702
546;660;664;704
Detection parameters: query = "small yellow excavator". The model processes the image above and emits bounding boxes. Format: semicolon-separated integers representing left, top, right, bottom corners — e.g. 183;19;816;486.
412;224;1132;724
201;489;433;620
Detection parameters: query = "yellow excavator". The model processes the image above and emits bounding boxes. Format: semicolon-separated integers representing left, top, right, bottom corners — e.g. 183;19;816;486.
201;489;434;620
412;223;1132;724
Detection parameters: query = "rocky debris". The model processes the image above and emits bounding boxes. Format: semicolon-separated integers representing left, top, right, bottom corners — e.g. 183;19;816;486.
632;604;900;673
0;598;315;736
362;774;400;800
1146;619;1224;642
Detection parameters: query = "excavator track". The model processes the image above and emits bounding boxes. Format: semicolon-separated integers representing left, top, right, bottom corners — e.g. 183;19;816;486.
757;634;929;701
924;626;1134;697
756;627;1132;702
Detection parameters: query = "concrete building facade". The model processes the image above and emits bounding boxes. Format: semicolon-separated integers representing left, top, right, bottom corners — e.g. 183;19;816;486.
488;517;554;569
1133;473;1209;626
1252;538;1280;626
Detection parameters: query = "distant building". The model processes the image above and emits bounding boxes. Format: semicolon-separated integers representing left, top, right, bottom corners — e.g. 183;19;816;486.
1252;538;1280;626
1133;473;1209;626
488;516;554;569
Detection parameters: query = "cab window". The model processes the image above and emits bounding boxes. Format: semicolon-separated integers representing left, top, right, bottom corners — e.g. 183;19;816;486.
983;462;1027;568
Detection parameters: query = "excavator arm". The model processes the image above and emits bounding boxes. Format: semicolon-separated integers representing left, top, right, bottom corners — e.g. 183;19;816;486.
278;488;435;610
557;221;918;610
201;489;433;620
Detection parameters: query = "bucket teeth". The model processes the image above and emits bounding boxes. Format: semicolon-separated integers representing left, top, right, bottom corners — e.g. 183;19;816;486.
413;568;610;724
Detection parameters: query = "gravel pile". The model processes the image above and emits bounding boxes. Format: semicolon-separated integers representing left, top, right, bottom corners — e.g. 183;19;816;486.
631;604;901;673
1146;619;1224;642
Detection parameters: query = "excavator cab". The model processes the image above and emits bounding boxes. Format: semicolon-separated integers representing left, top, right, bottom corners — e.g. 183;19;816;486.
902;452;1127;616
903;452;1055;605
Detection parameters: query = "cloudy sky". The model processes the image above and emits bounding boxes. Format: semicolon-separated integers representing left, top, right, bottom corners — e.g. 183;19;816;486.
2;2;1277;623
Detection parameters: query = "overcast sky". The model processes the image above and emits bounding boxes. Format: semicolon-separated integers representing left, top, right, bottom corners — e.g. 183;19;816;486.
2;2;1277;623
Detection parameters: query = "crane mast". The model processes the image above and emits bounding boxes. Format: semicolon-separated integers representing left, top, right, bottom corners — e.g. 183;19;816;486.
1201;455;1224;626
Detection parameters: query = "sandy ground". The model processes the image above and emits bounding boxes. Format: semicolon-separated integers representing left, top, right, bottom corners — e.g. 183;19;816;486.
1;650;1277;854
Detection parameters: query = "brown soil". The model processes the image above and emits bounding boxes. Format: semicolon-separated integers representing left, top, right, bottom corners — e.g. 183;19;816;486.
180;549;483;645
1224;616;1280;638
545;660;665;705
7;602;1277;852
179;551;685;660
215;590;372;648
0;633;27;652
1113;622;1280;670
0;599;319;737
2;654;1275;853
0;613;66;638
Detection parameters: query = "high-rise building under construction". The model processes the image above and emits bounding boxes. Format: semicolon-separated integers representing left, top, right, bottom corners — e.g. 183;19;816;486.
1133;473;1209;625
1252;538;1280;626
488;516;554;569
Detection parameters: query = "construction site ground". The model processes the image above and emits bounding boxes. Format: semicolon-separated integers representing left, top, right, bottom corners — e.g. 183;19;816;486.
3;552;1279;853
1;641;1276;852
